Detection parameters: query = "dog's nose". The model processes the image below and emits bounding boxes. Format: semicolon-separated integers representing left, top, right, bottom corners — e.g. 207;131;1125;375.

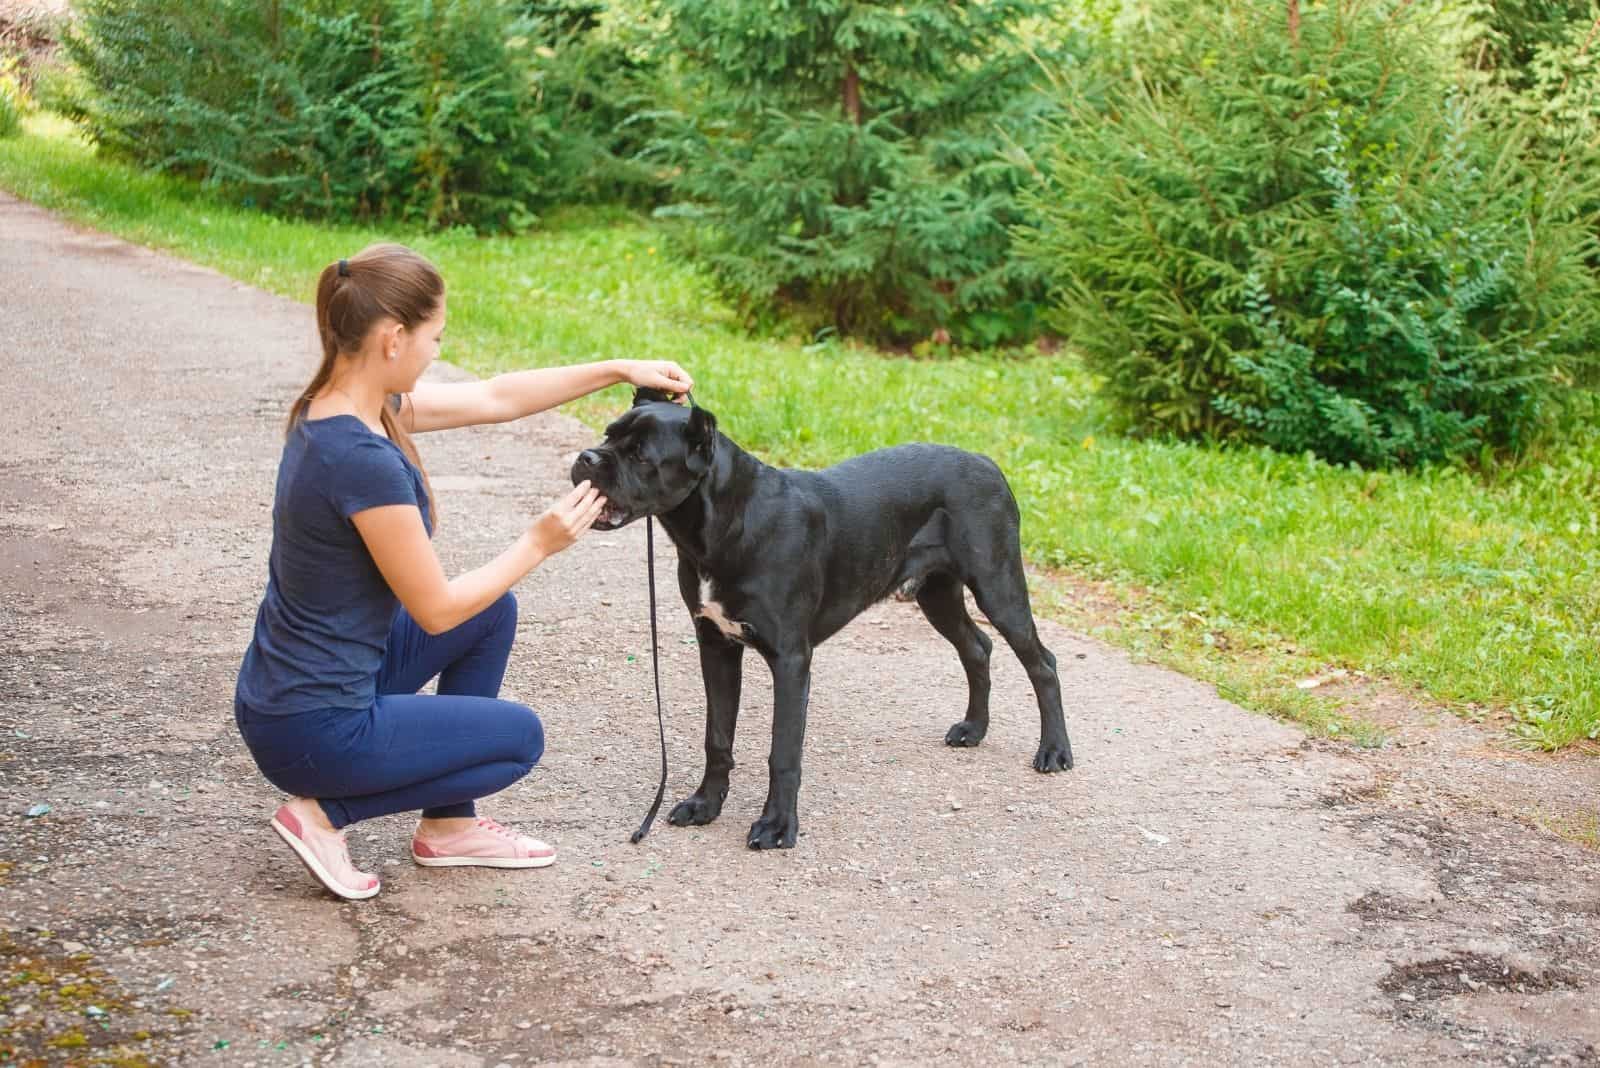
578;449;602;469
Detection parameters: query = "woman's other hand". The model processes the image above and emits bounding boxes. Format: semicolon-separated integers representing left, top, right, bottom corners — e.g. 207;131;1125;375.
530;481;607;557
620;360;694;400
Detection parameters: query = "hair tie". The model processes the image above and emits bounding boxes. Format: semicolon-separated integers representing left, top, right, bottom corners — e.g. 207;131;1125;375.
337;259;350;278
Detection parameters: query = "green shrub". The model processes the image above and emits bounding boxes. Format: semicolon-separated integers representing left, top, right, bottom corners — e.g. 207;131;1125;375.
27;57;87;120
1496;11;1600;161
526;0;670;210
648;0;1073;348
1457;0;1598;86
1456;4;1600;390
61;0;662;230
1021;0;1600;468
0;57;28;138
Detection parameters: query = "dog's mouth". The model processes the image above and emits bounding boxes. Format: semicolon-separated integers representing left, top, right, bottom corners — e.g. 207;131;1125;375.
592;501;633;530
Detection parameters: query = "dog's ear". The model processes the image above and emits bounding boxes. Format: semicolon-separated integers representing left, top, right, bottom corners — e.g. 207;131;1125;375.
602;407;641;440
632;387;676;407
686;405;717;471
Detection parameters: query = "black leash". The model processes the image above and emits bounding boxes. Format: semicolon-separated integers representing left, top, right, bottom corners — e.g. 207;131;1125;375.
629;389;694;844
630;514;668;844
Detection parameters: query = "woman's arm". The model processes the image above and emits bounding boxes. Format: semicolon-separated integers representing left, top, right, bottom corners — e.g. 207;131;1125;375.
351;482;606;635
405;359;693;433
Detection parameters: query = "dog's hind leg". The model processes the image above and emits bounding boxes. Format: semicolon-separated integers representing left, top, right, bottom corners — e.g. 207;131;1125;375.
967;558;1074;773
668;620;745;828
915;572;995;748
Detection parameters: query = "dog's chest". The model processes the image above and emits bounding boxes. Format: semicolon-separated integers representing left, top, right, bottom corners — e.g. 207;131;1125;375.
695;578;750;643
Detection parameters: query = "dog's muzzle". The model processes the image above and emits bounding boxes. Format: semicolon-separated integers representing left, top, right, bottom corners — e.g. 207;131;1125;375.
572;450;631;530
592;503;630;530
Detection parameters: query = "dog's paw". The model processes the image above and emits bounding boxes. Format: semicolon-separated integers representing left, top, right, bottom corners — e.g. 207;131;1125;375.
667;793;721;827
944;720;988;747
1033;738;1074;773
746;812;798;850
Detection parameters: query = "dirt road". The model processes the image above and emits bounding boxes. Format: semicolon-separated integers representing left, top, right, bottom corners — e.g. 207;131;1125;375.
2;191;1598;1066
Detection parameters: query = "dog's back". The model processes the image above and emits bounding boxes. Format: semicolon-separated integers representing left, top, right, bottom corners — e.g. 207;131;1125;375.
816;443;1013;512
759;443;1022;632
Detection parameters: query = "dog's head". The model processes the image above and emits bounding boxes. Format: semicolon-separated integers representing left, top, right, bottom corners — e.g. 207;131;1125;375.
570;388;719;530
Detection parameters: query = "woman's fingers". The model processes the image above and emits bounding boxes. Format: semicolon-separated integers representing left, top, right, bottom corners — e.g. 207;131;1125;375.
564;479;593;507
630;360;694;396
661;363;694;395
529;483;609;556
562;490;606;536
564;484;599;516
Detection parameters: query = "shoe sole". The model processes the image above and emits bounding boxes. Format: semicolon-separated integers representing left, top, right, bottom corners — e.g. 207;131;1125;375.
411;851;556;869
271;816;380;901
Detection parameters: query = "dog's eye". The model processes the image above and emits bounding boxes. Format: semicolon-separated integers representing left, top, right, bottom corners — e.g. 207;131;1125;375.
628;443;648;463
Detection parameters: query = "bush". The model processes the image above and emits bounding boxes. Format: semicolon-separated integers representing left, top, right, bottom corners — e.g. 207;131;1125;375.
1021;0;1600;468
61;0;663;230
1495;11;1600;159
1459;0;1598;86
0;58;27;138
649;0;1073;348
526;1;669;209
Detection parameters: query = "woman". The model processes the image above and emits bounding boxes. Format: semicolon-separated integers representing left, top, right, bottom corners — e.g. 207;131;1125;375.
234;242;692;901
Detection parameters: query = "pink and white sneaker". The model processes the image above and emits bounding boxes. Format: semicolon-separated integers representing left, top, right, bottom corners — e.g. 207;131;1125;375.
411;817;556;869
270;804;380;901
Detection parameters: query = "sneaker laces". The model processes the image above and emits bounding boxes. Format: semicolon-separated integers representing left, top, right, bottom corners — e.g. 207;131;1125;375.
476;817;517;840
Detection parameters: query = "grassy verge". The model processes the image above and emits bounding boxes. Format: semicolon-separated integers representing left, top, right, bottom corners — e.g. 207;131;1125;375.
3;114;1596;751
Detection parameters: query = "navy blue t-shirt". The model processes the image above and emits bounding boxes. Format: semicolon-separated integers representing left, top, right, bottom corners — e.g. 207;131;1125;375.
235;414;432;716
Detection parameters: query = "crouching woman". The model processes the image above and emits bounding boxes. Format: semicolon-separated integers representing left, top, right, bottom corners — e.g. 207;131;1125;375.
233;242;691;900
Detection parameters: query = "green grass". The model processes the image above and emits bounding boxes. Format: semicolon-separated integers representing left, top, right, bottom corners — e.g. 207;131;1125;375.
3;114;1597;751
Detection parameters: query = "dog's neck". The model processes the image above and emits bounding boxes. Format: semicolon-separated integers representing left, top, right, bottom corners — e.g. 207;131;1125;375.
658;434;765;570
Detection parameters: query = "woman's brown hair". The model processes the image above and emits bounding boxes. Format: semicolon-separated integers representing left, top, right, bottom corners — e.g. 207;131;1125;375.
290;242;442;527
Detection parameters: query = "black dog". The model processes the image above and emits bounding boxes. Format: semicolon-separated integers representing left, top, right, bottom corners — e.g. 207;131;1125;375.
572;390;1073;850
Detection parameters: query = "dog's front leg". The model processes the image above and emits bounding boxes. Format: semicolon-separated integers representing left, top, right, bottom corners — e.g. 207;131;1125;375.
748;650;811;850
668;619;745;828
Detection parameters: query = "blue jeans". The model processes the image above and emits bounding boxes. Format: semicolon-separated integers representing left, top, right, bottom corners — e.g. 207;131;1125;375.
235;593;544;829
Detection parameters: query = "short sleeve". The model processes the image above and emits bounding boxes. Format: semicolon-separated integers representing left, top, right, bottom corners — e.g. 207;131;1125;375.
328;437;419;519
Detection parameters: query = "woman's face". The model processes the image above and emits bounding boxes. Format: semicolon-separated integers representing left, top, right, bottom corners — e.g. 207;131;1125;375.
391;298;446;391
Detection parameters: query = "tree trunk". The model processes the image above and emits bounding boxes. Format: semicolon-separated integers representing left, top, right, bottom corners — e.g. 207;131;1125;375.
842;62;861;125
1287;0;1300;46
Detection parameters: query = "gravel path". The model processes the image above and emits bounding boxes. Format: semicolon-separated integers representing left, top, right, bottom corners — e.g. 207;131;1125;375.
2;190;1598;1067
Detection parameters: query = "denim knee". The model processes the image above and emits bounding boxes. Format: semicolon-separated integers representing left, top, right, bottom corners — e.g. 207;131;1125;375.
492;591;518;636
520;706;545;767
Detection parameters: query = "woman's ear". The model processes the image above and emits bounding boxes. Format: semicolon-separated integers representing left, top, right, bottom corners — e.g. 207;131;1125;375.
376;321;402;360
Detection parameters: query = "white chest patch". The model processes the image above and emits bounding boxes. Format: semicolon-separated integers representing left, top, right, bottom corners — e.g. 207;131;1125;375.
696;579;747;641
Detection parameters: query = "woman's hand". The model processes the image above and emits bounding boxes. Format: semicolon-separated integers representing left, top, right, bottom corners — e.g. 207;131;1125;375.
530;481;607;557
619;359;694;400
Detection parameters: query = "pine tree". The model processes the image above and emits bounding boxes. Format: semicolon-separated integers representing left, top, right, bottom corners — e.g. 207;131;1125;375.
652;0;1070;347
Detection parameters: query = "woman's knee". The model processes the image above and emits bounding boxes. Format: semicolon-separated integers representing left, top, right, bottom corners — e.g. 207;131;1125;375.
518;705;545;767
493;591;518;635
